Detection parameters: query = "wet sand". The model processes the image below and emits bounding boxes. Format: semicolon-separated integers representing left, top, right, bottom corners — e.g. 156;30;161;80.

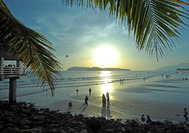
18;71;189;124
41;92;188;123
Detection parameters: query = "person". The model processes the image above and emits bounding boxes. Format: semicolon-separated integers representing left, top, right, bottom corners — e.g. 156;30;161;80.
106;92;110;108
146;115;152;123
85;95;89;106
106;92;109;102
102;94;106;107
141;114;146;123
76;89;79;95
89;88;92;95
68;101;72;108
184;108;188;121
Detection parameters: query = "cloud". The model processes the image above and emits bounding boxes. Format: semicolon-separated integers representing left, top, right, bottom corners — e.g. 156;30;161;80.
31;7;131;58
9;0;189;70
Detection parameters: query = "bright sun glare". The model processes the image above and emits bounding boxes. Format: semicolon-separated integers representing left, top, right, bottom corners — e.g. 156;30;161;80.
100;71;112;94
93;45;119;67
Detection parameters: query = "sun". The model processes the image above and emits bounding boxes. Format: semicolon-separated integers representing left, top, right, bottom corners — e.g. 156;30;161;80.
93;45;119;67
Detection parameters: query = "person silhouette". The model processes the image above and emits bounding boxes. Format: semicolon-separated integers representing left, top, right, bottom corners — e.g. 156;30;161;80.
184;108;188;121
102;94;106;107
141;114;146;123
89;88;92;95
146;115;152;123
85;95;89;106
106;92;109;102
106;92;110;108
68;101;72;109
76;89;79;95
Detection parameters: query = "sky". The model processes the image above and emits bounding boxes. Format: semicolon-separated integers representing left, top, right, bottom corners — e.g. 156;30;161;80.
4;0;189;71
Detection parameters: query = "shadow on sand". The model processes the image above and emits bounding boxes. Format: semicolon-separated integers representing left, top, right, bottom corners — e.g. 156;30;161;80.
101;101;111;119
80;103;88;114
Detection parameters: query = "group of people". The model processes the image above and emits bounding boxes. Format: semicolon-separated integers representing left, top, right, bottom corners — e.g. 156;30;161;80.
76;88;92;96
68;88;92;108
141;108;188;124
68;89;188;124
141;114;152;123
102;92;110;108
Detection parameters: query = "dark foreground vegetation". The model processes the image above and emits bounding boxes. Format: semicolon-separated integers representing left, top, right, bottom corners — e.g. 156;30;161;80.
0;100;189;133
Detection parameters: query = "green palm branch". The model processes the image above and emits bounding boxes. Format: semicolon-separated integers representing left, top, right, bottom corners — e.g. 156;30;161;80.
0;0;61;95
63;0;189;59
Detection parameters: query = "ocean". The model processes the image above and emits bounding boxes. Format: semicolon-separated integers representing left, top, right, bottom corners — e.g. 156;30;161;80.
0;70;189;122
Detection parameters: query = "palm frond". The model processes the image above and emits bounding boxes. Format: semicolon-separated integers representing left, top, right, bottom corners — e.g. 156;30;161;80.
63;0;189;59
0;0;61;95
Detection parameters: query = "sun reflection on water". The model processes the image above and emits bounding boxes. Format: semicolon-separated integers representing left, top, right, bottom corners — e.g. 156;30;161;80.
100;71;112;94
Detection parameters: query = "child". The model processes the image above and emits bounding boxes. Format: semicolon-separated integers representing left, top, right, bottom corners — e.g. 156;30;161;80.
68;101;72;108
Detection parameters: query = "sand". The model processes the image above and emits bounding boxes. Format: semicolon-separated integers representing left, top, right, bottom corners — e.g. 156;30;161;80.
14;71;189;125
40;92;188;123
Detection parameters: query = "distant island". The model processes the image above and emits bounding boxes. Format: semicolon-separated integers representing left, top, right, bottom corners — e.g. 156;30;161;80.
176;68;189;71
67;67;130;71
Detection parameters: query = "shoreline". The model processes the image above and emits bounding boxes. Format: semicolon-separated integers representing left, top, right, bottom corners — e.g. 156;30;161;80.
0;100;189;133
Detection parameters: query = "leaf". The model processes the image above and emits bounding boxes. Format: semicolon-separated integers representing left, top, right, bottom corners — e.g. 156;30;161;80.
62;0;189;58
0;0;61;95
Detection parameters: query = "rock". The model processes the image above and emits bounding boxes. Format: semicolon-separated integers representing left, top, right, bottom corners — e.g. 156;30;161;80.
105;129;114;132
60;130;67;133
80;129;88;133
50;128;59;133
1;100;189;133
174;129;185;133
87;118;101;131
175;124;184;130
68;128;76;132
185;128;189;133
166;130;173;133
0;124;3;129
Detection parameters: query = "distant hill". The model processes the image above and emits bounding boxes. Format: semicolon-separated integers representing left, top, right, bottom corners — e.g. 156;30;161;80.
67;67;130;71
176;68;189;71
155;63;189;71
66;67;90;71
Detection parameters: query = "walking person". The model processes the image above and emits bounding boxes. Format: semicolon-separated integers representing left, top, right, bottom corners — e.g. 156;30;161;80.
184;108;188;121
85;95;89;106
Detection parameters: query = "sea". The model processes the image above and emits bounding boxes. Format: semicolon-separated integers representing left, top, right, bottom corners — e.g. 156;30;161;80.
0;70;189;122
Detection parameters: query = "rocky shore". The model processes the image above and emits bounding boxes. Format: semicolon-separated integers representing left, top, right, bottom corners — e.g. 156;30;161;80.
0;100;189;133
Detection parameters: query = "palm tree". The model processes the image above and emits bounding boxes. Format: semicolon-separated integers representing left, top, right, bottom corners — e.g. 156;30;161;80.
0;0;61;96
63;0;189;60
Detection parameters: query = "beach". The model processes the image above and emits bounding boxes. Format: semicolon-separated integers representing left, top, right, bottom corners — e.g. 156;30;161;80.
0;70;189;123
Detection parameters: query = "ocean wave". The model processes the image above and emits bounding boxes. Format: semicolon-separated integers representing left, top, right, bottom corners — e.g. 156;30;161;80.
0;71;162;98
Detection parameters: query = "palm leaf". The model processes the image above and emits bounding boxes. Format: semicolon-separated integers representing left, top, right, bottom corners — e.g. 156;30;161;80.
0;0;61;95
63;0;189;59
